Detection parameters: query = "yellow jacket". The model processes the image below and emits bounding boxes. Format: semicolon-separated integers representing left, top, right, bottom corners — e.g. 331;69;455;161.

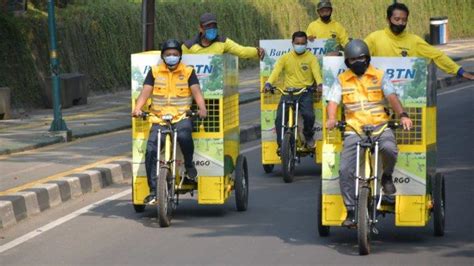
150;62;193;125
182;34;258;59
267;50;323;88
338;65;389;131
306;18;350;47
365;28;461;75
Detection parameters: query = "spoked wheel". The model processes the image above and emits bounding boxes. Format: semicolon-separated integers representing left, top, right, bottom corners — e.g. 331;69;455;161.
235;155;249;211
317;179;330;237
133;204;146;213
433;173;446;236
263;164;274;174
281;132;295;183
157;167;173;227
357;187;371;255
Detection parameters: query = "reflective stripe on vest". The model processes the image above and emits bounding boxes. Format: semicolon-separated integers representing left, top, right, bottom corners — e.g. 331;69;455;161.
150;63;193;124
338;67;389;132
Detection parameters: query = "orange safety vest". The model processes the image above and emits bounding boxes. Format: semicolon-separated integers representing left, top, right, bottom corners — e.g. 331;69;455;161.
338;65;389;132
150;62;194;124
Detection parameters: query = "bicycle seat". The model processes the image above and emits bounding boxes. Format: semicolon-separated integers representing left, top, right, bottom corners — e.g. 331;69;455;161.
161;114;174;122
286;87;304;93
361;125;375;135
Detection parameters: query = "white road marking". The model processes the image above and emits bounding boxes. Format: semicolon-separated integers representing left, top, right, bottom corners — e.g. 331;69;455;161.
438;83;473;95
0;189;131;254
241;144;261;154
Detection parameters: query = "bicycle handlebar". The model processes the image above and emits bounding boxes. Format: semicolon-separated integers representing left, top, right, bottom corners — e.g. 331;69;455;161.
263;86;314;96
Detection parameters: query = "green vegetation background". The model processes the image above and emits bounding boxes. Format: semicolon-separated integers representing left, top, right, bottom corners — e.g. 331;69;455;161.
1;0;472;107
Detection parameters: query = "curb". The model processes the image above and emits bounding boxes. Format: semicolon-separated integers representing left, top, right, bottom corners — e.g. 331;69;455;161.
0;160;132;229
0;125;262;230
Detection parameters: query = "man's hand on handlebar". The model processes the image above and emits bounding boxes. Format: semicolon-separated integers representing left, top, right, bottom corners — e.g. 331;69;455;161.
400;117;413;131
264;82;274;93
326;118;337;130
197;108;207;119
131;109;143;118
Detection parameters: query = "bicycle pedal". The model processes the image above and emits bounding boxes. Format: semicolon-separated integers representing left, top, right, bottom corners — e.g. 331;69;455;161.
372;226;379;235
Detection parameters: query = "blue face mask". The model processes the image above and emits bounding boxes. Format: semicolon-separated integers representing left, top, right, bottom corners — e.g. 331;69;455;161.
293;44;307;54
205;28;218;41
163;55;180;67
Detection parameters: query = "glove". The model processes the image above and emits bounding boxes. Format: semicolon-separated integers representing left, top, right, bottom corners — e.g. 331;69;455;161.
264;82;273;93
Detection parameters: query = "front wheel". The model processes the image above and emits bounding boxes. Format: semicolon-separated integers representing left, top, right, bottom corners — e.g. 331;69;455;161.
281;132;295;183
157;167;173;227
357;187;371;255
263;164;274;174
433;173;446;236
235;155;249;211
317;179;330;237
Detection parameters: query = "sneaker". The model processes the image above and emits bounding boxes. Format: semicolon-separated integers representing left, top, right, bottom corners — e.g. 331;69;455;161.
305;137;316;149
381;174;397;195
342;209;356;227
185;165;198;179
144;192;157;204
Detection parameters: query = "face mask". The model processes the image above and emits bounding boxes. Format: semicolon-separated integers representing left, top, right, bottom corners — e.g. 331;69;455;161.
321;15;331;23
349;60;368;76
205;28;218;41
164;55;180;67
293;44;307;54
389;22;406;35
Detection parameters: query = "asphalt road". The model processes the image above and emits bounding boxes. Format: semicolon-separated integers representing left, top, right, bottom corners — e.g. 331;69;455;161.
0;82;473;265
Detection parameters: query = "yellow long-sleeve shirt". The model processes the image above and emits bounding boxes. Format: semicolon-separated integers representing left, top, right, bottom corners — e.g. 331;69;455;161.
364;28;461;75
306;18;350;47
267;50;323;88
182;34;258;59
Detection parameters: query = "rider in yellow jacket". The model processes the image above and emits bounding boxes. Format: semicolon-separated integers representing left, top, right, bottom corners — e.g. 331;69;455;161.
364;2;474;80
182;12;265;60
306;1;349;54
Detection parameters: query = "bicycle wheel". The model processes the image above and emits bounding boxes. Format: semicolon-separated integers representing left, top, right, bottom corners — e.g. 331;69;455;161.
357;186;371;255
263;164;274;174
157;167;173;227
433;173;446;236
281;131;295;183
235;155;249;211
317;179;330;237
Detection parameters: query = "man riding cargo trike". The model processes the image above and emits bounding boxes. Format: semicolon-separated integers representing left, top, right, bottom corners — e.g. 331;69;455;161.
318;39;445;255
260;32;333;182
131;40;249;227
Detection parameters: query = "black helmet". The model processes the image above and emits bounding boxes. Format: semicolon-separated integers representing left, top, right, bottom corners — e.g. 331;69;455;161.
161;39;182;55
344;39;370;61
317;0;332;10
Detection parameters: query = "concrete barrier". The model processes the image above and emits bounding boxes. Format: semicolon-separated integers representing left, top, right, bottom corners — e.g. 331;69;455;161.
44;73;88;109
0;87;11;120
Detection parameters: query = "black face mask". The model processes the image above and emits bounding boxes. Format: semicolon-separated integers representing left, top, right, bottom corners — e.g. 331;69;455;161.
389;22;406;35
321;15;331;23
349;61;368;76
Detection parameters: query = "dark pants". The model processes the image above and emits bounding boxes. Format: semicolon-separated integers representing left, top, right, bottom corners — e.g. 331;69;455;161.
275;91;315;146
145;119;194;193
339;129;398;210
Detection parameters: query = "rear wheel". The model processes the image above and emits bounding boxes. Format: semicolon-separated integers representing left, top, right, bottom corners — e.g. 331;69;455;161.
433;173;446;236
157;167;173;227
133;204;146;213
281;132;295;183
357;187;371;255
263;164;274;174
235;155;249;211
317;179;330;237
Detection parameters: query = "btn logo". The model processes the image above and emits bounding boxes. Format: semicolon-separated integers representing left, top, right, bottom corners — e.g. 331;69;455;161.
194;160;211;166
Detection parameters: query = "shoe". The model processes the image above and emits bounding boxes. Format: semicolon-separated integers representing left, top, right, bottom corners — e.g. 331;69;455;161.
276;147;281;156
144;192;157;204
185;166;197;179
305;137;315;149
381;174;397;195
342;209;356;227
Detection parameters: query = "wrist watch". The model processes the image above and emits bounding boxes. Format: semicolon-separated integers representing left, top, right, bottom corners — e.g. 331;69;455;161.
399;112;409;118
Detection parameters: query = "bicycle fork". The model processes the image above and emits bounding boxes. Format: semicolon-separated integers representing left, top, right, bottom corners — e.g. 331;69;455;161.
281;101;298;161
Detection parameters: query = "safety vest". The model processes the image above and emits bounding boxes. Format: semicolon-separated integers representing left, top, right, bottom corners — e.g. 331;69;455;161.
150;62;193;125
338;65;389;132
